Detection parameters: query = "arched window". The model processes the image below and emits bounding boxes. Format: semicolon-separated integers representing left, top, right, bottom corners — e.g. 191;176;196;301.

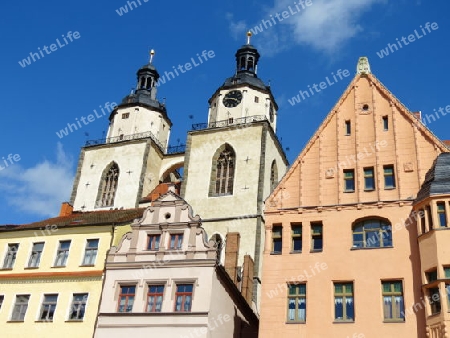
352;218;392;248
248;57;254;71
270;160;278;193
210;144;235;196
240;56;246;70
97;162;119;207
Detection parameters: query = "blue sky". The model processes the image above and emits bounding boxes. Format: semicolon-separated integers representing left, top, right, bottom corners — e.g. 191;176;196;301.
0;0;449;224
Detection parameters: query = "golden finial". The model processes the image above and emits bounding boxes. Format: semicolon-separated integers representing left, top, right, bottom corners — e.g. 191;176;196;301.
149;49;155;63
246;31;252;45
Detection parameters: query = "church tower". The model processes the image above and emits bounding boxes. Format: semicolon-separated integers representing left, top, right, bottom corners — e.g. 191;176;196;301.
182;33;288;309
70;51;174;212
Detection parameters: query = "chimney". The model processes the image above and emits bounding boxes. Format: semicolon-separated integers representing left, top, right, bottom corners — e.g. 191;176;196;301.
59;202;73;217
224;232;240;285
241;255;254;305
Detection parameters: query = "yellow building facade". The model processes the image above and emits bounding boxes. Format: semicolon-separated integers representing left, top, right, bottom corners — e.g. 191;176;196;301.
0;207;143;338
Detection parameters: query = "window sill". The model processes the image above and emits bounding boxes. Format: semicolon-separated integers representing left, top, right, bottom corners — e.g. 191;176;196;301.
310;249;323;253
290;251;302;254
51;265;67;268
344;190;355;193
384;187;396;190
270;251;282;255
79;264;95;267
383;320;405;323
208;193;233;198
350;246;393;250
65;319;84;322
364;189;375;192
286;321;306;324
24;267;39;270
333;320;354;324
7;320;24;323
35;320;54;323
0;268;13;271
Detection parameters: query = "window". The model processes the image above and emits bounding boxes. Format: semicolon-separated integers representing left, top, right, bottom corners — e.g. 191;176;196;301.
437;202;447;227
146;285;164;312
419;209;426;234
97;162;119;207
426;269;437;283
82;239;99;265
69;293;88;320
345;120;351;135
170;234;183;250
270;160;278;193
39;294;58;321
291;224;302;252
311;223;323;251
272;225;282;254
383;165;396;189
334;283;354;322
444;267;450;278
254;96;259;103
287;284;306;322
147;234;161;251
11;295;30;321
174;284;193;312
0;295;3;310
118;286;135;313
344;169;355;192
382;281;404;321
364;167;375;190
447;284;450;312
383;116;389;131
352;219;392;248
429;288;441;314
54;240;71;267
3;243;19;269
28;242;44;268
211;144;235;196
426;205;433;230
122;113;130;119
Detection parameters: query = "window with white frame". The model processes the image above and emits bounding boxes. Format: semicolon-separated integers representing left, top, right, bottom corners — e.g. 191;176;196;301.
28;242;44;268
54;240;71;267
82;239;99;265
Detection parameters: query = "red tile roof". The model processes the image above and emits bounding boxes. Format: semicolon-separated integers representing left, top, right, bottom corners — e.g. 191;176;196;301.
1;208;145;231
443;140;450;147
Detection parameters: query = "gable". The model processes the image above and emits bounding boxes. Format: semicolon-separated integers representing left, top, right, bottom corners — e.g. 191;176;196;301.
267;67;449;211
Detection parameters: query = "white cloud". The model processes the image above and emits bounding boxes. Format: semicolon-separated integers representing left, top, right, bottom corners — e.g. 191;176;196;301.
226;12;248;40
0;142;74;219
227;0;386;55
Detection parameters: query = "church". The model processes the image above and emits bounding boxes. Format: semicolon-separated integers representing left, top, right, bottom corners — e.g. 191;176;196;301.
0;33;286;337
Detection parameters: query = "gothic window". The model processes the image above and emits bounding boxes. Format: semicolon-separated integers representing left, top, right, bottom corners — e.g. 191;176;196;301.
210;144;235;196
97;162;119;207
270;160;278;192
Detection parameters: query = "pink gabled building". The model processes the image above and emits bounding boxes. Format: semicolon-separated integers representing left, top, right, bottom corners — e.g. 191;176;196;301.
260;57;450;337
94;185;258;338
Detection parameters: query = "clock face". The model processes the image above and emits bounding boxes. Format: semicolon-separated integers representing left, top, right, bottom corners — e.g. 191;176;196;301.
222;90;243;108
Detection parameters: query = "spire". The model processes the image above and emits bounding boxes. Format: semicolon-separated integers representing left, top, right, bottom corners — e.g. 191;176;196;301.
136;49;160;99
235;32;260;77
356;56;371;74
